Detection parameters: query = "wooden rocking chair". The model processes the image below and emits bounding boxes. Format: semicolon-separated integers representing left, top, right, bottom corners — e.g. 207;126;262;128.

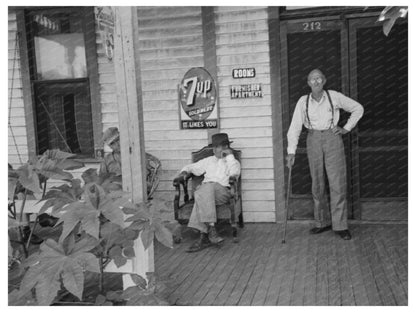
173;145;244;242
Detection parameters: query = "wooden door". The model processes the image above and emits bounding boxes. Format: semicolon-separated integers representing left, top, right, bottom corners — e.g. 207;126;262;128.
349;18;408;220
280;17;352;219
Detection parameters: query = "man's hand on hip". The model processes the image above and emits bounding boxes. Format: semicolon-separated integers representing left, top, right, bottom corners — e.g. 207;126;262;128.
286;154;295;168
332;126;349;135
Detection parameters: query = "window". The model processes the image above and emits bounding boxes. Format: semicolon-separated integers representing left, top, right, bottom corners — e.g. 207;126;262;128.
25;7;96;157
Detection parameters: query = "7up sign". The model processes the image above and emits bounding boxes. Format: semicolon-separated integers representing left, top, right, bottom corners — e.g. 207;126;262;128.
179;67;218;129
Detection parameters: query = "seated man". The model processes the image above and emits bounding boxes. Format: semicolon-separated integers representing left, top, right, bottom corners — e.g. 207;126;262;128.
177;133;241;253
100;127;122;176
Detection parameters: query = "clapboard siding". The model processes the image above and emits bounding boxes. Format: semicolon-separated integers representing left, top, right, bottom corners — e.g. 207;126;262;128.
8;9;29;169
215;6;274;222
135;6;206;208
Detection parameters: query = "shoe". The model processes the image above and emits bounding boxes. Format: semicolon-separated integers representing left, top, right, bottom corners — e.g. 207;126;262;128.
186;233;212;252
208;225;224;244
309;225;332;234
335;230;352;240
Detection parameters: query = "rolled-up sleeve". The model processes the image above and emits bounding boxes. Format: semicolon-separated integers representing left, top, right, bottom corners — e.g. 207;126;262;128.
287;96;306;154
180;157;207;176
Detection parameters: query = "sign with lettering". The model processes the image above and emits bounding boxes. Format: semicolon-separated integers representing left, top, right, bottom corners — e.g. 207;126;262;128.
232;68;256;79
178;67;218;129
230;84;263;99
95;7;114;61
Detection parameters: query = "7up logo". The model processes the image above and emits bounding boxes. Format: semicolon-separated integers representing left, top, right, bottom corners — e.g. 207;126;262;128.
183;77;212;106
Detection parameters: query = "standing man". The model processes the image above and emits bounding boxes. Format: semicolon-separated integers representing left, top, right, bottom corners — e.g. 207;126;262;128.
286;69;364;240
177;133;241;252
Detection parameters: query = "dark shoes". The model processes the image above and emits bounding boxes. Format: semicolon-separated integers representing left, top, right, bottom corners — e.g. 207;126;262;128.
334;229;352;240
309;225;332;234
186;233;212;253
186;226;225;253
208;226;224;244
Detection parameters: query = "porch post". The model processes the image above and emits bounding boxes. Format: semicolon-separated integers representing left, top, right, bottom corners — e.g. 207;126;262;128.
113;6;154;286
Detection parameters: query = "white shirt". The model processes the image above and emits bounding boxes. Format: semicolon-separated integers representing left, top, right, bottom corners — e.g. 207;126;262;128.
181;154;241;187
287;90;364;154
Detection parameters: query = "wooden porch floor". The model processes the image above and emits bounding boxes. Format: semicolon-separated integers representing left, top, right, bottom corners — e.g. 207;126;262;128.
155;223;408;306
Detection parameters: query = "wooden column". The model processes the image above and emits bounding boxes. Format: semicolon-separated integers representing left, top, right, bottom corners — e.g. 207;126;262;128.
268;7;286;222
202;6;219;142
113;6;154;286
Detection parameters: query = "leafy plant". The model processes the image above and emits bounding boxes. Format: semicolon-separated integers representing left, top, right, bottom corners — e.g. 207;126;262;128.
10;165;173;306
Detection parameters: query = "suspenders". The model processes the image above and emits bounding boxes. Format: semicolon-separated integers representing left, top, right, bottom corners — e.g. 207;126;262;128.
305;90;335;130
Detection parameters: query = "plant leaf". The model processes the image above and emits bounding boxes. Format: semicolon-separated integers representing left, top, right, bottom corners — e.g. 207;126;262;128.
61;259;84;300
140;224;154;250
122;247;135;258
35;265;62;305
153;222;173;249
100;198;126;228
130;274;147;289
74;252;100;273
17;165;42;193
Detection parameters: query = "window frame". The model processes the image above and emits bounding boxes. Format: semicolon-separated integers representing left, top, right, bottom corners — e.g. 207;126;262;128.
17;6;101;160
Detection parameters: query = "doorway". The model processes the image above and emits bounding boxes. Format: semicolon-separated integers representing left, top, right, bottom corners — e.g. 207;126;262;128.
280;15;408;221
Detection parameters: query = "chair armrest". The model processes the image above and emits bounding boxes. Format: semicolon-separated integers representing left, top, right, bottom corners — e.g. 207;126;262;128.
229;175;240;199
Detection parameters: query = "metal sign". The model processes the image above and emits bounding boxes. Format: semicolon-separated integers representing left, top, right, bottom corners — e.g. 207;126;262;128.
230;84;263;99
95;7;114;61
178;67;218;129
232;67;256;79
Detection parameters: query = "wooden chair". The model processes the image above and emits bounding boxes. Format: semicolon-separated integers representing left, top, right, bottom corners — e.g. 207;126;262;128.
173;146;244;242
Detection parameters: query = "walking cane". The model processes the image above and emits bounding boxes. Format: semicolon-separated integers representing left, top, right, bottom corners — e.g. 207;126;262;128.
282;165;292;244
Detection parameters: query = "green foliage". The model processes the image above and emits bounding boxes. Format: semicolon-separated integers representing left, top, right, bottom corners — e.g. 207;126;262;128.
10;163;173;306
94;273;169;306
376;6;408;36
17;236;99;305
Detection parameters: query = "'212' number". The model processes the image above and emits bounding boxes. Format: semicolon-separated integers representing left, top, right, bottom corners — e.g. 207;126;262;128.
303;22;322;31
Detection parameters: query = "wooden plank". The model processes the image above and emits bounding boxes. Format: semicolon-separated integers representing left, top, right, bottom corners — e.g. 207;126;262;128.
221;116;272;128
250;224;281;305
237;224;277;305
217;52;270;65
239;168;274;179
216;42;269;55
139;46;203;61
263;224;292;305
113;6;153;280
242;190;275;201
215;9;268;24
276;224;304;305
241;158;273;169
193;233;243;304
214;224;266;305
337;237;356;305
172;243;225;305
138;26;202;40
290;229;309;305
344;230;370;305
302;229;319;305
137;6;202;19
315;233;329;305
356;227;388;305
243;212;276;223
141;56;204;70
138;35;202;50
215;22;268;35
374;239;407;305
220;106;271;118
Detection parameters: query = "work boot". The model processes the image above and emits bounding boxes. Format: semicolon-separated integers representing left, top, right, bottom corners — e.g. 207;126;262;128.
208;225;224;244
186;233;211;253
334;229;352;240
309;225;332;235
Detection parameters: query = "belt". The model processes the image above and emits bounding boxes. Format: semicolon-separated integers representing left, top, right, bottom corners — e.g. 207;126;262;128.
307;128;333;133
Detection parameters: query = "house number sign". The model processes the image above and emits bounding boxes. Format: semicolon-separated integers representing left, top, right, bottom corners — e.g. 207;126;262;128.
288;20;338;32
